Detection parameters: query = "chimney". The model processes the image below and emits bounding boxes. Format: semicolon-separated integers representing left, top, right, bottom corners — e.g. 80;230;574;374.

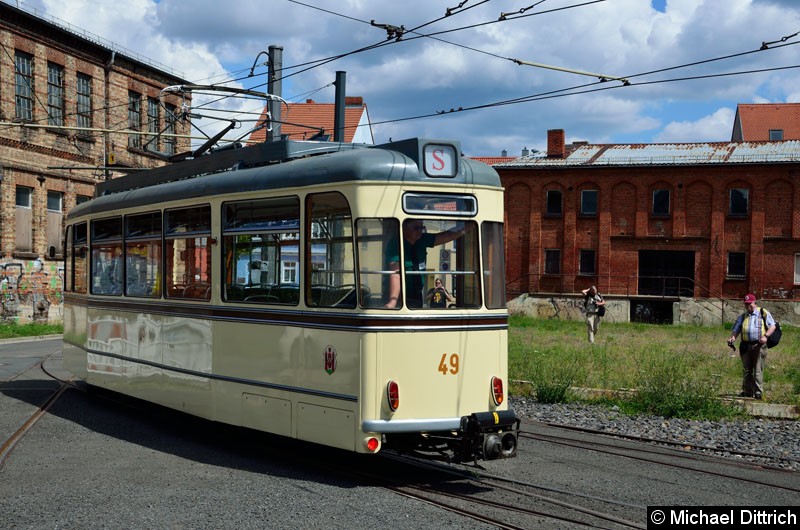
521;147;529;157
501;149;507;157
547;129;566;158
345;96;363;106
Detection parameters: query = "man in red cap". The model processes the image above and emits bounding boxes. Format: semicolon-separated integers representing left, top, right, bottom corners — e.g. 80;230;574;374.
727;294;777;399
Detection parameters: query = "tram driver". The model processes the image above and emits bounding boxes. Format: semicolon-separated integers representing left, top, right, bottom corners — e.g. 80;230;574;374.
384;220;465;308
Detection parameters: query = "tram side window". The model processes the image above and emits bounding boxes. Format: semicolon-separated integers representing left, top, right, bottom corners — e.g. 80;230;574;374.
165;205;211;300
72;222;88;293
306;192;356;308
90;217;123;295
482;222;506;309
355;218;401;309
64;225;72;292
125;212;162;298
222;196;300;305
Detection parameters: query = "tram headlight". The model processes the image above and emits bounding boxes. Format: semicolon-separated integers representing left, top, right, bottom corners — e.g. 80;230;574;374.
386;380;400;411
491;376;504;406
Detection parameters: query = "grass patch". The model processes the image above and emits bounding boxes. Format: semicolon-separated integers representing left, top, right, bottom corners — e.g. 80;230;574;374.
0;321;63;339
509;316;799;415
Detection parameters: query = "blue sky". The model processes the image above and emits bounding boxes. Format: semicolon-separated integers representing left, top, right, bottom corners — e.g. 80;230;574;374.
20;0;800;156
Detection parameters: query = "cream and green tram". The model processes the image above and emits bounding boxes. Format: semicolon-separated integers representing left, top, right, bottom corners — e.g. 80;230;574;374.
62;138;518;462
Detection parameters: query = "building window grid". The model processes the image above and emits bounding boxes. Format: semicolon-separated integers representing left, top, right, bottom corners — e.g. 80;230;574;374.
16;187;33;208
47;63;64;126
546;190;563;216
795;254;800;285
728;188;749;216
128;92;141;148
727;252;746;279
579;249;597;276
652;188;670;217
146;98;160;151
76;73;92;129
544;249;561;275
164;104;176;156
15;51;34;121
580;190;598;216
769;129;784;141
47;191;63;212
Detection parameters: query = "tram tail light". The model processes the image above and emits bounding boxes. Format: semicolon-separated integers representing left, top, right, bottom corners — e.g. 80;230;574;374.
387;380;400;411
491;376;504;406
365;437;381;453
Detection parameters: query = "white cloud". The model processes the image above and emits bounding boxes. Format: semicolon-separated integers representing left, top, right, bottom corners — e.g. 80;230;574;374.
19;0;800;153
653;107;736;142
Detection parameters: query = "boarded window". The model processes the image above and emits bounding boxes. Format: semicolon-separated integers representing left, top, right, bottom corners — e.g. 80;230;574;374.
15;186;33;252
47;191;64;256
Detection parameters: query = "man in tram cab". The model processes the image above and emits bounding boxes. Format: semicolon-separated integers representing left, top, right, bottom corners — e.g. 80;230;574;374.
384;220;465;308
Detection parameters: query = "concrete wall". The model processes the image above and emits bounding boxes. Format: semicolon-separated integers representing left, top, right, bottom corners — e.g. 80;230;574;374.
509;294;800;327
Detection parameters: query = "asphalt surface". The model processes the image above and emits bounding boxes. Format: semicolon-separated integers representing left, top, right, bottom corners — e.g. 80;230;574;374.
1;338;797;529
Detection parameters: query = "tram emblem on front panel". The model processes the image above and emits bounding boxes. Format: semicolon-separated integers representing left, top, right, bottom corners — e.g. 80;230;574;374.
324;345;337;375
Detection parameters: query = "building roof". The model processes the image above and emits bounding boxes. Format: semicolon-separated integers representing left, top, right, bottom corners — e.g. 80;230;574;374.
249;97;373;144
497;140;800;168
731;103;800;141
470;156;517;165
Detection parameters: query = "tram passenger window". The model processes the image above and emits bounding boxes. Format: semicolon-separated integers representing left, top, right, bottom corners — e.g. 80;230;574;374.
482;222;506;309
125;212;162;298
355;218;401;309
221;197;300;305
90;217;122;295
72;222;87;294
165;206;211;301
306;193;356;308
65;226;72;292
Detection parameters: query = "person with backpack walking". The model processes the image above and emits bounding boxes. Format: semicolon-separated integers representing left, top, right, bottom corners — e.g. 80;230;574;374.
727;293;777;400
581;286;605;343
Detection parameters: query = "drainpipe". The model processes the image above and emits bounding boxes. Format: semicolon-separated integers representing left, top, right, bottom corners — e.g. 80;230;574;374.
103;51;116;181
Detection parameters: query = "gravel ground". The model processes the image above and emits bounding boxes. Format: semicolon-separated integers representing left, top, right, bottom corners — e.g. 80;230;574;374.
511;397;800;471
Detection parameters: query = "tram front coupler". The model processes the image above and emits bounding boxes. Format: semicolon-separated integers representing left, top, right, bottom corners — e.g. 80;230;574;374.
459;409;520;461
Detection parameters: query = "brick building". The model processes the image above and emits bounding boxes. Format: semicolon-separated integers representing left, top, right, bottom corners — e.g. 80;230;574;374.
0;2;190;320
498;129;800;321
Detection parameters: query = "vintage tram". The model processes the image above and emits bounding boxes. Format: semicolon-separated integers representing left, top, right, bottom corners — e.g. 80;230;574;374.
62;137;518;462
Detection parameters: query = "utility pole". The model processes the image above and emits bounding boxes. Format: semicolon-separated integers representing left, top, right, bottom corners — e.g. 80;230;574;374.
268;45;283;142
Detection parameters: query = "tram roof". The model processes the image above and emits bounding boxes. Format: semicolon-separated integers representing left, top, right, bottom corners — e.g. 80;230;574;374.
70;138;500;219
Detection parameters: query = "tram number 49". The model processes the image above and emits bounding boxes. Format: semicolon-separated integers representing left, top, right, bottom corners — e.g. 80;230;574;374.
438;353;459;375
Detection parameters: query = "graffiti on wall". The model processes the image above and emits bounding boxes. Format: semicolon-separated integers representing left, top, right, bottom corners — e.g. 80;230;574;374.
1;259;63;323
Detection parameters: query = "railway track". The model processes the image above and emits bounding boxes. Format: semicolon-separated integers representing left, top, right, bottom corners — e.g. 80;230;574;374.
0;351;73;469
538;421;800;469
372;453;647;529
520;424;800;494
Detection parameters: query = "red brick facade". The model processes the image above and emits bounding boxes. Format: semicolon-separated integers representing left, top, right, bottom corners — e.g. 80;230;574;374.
499;133;800;302
0;4;190;264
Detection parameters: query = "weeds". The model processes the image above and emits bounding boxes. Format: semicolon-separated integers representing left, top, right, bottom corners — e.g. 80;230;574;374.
509;316;799;416
0;322;62;339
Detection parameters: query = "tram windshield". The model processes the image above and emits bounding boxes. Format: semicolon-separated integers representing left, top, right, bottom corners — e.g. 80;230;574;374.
356;218;482;309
